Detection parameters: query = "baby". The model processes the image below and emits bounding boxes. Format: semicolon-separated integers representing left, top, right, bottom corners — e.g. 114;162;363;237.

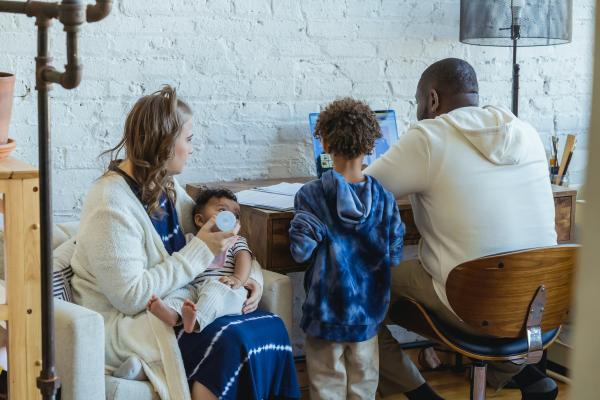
147;187;252;333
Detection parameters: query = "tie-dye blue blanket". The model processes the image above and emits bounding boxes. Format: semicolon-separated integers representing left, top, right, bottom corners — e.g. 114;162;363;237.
177;311;300;399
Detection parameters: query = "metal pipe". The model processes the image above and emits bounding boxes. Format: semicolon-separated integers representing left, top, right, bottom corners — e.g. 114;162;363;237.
42;0;84;89
86;0;111;22
0;1;60;21
511;20;520;117
0;1;111;398
43;31;82;89
512;41;518;115
28;1;60;20
29;1;60;20
0;1;27;14
61;30;81;88
35;17;60;400
34;4;85;396
470;363;487;400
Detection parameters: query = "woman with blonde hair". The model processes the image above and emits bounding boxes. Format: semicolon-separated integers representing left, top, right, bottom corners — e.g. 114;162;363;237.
70;86;299;400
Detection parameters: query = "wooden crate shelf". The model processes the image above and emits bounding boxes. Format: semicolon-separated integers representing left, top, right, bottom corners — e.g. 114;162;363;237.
0;156;41;399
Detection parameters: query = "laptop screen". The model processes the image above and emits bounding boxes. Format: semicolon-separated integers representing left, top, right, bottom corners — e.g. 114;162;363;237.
308;109;399;177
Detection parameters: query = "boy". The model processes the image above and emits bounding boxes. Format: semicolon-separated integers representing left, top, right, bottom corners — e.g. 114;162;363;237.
147;188;252;333
289;98;404;399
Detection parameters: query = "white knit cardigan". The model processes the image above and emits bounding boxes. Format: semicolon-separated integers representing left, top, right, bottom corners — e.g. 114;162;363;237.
70;172;263;400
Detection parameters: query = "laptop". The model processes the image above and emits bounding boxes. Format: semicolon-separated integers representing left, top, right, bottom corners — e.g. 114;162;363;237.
308;109;400;177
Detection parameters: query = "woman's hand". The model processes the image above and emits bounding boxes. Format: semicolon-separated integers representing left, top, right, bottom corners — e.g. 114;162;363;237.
196;217;240;255
242;278;263;314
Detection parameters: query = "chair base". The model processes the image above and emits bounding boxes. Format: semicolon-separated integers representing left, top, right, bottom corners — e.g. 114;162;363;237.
470;361;487;400
390;297;563;400
390;298;561;362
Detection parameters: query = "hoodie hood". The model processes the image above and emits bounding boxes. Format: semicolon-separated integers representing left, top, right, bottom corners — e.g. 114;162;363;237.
321;170;375;226
439;106;527;165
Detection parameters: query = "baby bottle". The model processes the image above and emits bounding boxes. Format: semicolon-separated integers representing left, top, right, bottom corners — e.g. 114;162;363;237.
215;210;237;232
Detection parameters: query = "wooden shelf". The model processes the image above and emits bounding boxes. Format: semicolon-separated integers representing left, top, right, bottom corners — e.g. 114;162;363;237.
0;305;8;321
0;157;38;180
0;156;41;399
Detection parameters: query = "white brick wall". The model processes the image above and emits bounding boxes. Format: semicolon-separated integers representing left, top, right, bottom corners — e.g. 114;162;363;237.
0;0;595;220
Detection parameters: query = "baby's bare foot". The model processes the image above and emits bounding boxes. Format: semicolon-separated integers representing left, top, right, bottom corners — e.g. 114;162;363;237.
148;297;179;327
146;294;159;310
182;299;199;333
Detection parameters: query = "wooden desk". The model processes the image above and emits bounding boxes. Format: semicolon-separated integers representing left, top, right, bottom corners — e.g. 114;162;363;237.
187;178;577;274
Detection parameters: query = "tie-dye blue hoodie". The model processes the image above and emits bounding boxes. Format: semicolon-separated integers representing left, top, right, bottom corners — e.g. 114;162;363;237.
289;170;405;342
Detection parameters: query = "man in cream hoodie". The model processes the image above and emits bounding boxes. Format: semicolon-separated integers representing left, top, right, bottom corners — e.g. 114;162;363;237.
365;58;558;400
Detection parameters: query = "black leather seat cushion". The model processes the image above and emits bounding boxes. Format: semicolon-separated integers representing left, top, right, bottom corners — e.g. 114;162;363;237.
428;313;559;357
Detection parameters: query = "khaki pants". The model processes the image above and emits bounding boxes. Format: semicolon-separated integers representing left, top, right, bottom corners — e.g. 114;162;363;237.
305;335;379;400
378;259;523;396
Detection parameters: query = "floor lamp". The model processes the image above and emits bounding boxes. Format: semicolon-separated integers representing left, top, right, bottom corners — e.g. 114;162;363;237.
0;2;112;399
460;0;573;117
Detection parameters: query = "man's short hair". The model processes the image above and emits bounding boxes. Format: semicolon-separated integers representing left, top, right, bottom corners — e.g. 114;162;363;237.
419;58;479;95
314;97;382;159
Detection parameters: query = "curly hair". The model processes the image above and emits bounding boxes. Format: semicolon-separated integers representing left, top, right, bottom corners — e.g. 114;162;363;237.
314;97;382;159
102;85;192;216
192;187;238;218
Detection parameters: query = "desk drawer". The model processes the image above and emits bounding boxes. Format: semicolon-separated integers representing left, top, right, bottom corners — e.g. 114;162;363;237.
270;218;300;272
555;195;575;243
266;213;420;273
240;209;303;273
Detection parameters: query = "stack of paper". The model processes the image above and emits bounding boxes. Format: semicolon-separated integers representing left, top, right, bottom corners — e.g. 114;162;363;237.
236;182;304;211
254;182;304;196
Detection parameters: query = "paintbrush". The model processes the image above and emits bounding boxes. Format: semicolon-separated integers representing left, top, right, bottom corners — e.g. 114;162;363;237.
554;134;576;185
550;135;559;174
560;139;577;185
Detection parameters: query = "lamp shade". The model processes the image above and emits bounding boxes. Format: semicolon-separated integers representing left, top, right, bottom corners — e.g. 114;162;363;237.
460;0;572;47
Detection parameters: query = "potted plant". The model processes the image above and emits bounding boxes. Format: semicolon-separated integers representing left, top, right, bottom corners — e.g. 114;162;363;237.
0;73;16;160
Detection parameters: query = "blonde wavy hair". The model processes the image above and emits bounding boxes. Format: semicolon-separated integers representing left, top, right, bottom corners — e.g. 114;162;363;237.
103;85;192;216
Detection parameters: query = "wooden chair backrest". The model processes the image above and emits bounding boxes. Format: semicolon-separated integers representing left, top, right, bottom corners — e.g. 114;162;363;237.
446;245;579;338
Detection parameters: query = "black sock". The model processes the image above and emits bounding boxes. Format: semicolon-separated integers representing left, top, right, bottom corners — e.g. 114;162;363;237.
405;383;445;400
513;365;558;400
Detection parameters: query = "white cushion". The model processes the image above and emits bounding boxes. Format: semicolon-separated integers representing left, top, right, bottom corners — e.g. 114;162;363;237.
52;238;76;302
53;221;80;249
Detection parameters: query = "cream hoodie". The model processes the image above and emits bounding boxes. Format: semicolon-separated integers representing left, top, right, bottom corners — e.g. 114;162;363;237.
365;106;557;312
